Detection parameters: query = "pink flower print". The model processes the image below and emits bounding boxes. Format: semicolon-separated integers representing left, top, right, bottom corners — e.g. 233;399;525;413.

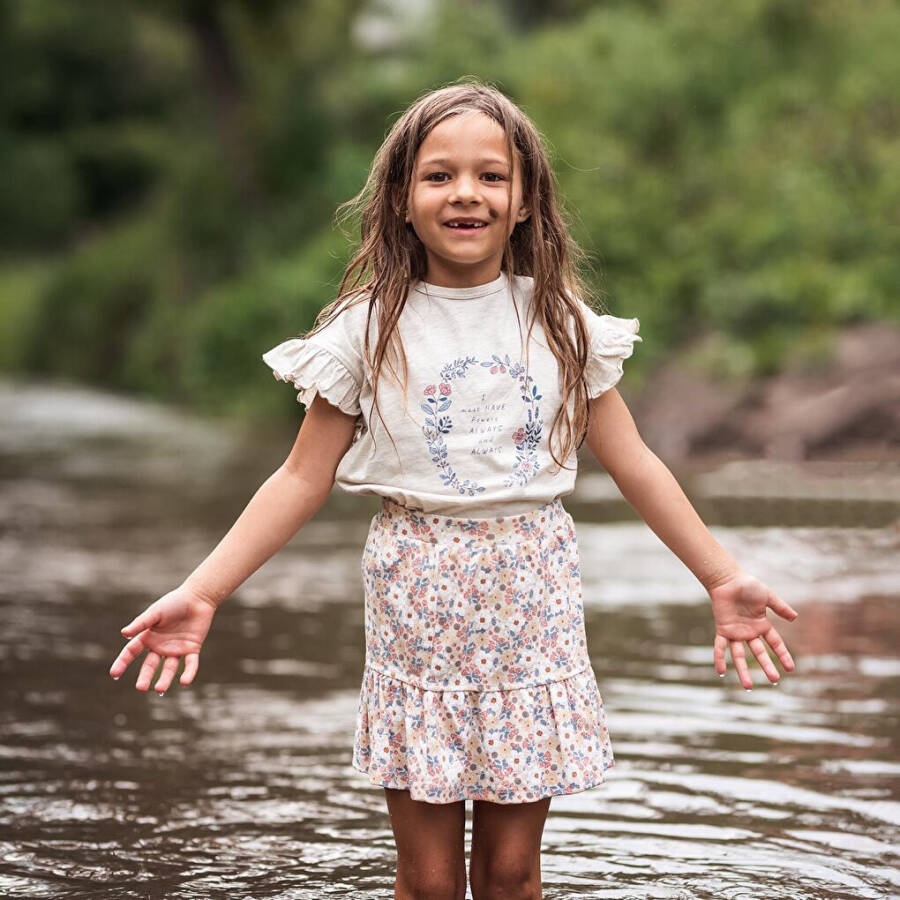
439;382;451;396
512;427;526;445
424;384;437;396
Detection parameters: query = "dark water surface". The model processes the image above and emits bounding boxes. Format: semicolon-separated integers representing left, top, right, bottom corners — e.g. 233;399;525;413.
1;380;898;899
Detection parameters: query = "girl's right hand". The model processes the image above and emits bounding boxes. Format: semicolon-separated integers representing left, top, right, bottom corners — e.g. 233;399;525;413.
108;586;218;694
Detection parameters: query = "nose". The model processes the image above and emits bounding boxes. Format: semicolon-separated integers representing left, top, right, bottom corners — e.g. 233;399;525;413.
449;172;481;203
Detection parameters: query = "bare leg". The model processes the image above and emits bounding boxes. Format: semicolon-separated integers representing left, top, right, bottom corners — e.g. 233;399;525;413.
384;787;467;900
469;796;551;900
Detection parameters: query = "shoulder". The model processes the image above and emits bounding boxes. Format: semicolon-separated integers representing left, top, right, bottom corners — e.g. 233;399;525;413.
306;288;376;357
514;277;634;332
568;293;640;345
509;273;535;297
577;296;642;397
315;287;374;331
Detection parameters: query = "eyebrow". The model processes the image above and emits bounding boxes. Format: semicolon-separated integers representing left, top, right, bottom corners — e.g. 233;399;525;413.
419;156;510;168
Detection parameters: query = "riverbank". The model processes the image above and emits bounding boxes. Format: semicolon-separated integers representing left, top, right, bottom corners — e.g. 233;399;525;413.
616;320;899;466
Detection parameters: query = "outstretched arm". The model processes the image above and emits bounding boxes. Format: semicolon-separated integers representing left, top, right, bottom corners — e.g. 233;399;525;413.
179;393;358;609
109;394;360;692
584;388;799;688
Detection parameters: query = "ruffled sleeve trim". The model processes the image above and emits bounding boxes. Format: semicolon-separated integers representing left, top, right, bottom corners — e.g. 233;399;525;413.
585;314;642;398
261;337;362;417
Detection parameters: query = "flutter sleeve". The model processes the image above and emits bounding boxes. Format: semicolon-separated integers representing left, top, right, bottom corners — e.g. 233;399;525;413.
578;300;642;398
261;301;367;416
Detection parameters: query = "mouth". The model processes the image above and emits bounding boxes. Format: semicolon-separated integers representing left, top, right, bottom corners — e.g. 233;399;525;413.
443;220;489;232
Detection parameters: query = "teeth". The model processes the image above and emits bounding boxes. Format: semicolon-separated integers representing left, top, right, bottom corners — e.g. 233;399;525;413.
447;222;485;228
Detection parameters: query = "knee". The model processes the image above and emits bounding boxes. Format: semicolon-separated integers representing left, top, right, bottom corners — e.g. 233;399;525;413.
396;865;467;900
470;859;541;899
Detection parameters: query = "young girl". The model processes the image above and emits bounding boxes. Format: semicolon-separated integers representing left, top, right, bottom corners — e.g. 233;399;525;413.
109;81;799;899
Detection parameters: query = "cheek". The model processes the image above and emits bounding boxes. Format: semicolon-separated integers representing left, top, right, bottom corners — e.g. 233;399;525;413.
410;189;440;219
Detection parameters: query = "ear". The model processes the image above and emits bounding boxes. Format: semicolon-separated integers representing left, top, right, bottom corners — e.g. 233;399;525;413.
516;204;531;224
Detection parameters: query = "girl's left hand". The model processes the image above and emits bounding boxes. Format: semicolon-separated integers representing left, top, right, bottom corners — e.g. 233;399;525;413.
706;570;800;688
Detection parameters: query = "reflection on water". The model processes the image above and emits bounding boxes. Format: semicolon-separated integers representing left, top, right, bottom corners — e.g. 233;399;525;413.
1;380;898;899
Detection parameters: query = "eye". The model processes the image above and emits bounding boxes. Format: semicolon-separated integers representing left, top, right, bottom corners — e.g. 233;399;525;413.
424;172;507;183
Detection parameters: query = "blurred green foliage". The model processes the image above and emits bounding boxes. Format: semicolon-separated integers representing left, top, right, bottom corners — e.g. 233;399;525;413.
0;0;896;421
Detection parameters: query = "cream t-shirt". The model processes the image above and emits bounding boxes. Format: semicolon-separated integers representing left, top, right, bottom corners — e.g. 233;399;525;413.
262;271;641;518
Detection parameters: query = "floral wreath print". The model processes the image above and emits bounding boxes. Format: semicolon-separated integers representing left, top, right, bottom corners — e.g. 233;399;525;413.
420;354;543;496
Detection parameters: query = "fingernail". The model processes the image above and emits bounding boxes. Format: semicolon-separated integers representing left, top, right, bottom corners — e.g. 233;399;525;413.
157;692;165;697
744;687;752;692
772;681;779;686
718;673;725;677
112;675;120;681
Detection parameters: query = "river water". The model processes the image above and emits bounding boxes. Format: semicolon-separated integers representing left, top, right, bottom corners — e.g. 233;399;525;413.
1;379;897;899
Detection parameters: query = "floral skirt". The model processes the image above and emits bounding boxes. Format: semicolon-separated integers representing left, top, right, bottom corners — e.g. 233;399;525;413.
352;496;615;804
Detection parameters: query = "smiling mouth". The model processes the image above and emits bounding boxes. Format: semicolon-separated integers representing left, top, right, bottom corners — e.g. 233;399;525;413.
444;222;488;231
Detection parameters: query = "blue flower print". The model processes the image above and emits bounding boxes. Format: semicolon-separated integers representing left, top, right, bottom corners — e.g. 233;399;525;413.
420;354;544;494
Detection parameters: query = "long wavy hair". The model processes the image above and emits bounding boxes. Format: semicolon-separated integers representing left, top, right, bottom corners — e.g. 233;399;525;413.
306;77;606;471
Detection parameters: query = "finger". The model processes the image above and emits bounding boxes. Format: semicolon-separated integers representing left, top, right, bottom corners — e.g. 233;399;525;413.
109;633;147;680
121;606;162;638
136;651;162;692
767;591;799;621
180;653;200;686
729;641;754;690
748;636;780;683
763;625;796;672
153;656;181;695
713;634;728;677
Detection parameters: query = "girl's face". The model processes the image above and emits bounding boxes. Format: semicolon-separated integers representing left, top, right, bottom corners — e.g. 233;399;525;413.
405;111;530;288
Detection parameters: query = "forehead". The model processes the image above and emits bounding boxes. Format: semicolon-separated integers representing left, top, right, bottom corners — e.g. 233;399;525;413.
416;111;512;166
